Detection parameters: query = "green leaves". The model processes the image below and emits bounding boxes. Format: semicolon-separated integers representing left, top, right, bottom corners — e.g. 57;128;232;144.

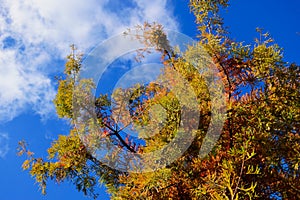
65;44;82;76
19;1;300;199
53;79;74;118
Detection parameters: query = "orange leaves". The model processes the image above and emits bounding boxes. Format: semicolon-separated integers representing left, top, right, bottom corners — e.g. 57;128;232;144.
18;2;300;199
103;130;109;136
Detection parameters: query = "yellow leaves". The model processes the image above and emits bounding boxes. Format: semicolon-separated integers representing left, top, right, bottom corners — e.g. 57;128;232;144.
252;37;283;79
53;74;95;120
53;79;74;118
117;168;173;200
22;159;31;170
189;0;229;50
64;44;82;76
246;165;260;175
53;45;88;119
47;131;87;168
18;3;300;199
19;129;91;195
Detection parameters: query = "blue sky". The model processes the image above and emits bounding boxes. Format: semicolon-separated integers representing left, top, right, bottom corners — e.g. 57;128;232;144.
0;0;299;199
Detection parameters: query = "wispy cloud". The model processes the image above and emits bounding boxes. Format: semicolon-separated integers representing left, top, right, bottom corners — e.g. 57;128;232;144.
0;132;9;158
0;0;178;123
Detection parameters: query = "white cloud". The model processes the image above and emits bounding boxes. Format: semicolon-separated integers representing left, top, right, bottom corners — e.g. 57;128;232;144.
0;0;178;123
0;133;9;158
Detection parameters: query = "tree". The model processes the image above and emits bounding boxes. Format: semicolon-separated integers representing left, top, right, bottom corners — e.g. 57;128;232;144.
19;0;299;199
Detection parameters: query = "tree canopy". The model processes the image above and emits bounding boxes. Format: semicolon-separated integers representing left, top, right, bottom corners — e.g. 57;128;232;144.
19;0;299;199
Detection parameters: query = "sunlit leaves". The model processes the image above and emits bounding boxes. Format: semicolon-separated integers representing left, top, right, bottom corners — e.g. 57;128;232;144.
53;79;74;118
18;1;300;199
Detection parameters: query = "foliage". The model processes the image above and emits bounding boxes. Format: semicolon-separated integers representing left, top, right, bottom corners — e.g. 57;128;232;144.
19;1;299;199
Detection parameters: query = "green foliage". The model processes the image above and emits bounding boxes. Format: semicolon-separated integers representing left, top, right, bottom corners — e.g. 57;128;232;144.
53;79;74;118
19;1;300;200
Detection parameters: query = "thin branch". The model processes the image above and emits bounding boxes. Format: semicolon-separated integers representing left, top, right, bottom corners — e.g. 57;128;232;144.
232;153;246;199
102;123;136;153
